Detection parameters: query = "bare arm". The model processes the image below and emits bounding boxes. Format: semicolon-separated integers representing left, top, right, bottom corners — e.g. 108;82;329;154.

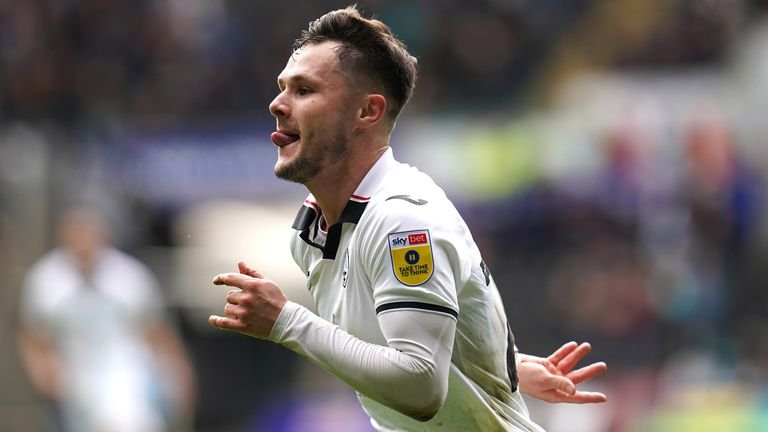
17;328;62;400
144;321;198;419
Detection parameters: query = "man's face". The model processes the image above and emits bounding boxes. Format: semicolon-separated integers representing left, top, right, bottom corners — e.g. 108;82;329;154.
269;41;359;184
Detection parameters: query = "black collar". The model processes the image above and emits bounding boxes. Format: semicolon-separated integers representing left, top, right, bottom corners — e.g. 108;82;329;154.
292;197;369;260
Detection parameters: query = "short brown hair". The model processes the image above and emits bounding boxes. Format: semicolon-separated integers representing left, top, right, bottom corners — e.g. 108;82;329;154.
293;5;418;120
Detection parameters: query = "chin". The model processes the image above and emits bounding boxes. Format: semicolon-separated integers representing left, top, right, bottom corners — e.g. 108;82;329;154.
274;153;295;171
274;162;305;184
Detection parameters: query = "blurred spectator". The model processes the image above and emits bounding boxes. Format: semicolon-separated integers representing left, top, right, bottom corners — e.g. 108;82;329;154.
16;207;196;432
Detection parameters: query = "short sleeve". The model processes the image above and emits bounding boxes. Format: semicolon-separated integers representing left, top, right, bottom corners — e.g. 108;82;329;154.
18;263;54;331
115;254;167;326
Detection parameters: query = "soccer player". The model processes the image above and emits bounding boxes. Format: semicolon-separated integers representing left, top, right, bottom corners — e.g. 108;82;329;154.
18;207;197;432
209;6;607;431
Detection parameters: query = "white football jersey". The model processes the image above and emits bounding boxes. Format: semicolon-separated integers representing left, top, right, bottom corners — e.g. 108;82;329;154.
286;148;544;431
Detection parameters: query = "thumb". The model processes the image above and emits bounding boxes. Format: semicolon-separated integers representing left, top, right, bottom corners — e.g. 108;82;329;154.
238;261;264;279
548;375;576;395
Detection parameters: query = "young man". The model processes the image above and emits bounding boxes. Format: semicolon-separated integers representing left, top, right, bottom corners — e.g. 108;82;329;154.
209;6;606;431
18;207;197;432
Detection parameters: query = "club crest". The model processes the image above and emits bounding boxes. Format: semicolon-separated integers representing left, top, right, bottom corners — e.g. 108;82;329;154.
388;230;433;286
342;248;350;288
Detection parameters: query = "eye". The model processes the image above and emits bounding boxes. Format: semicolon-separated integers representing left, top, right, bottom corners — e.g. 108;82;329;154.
296;87;312;96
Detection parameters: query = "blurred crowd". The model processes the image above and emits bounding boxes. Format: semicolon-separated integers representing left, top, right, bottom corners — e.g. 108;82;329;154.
2;0;768;431
3;0;764;127
464;110;767;430
0;0;568;125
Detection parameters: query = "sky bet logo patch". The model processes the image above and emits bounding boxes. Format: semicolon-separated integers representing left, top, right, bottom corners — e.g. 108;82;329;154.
388;230;433;286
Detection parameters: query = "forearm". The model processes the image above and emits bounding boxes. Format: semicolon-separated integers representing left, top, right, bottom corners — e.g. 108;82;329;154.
145;324;197;414
269;301;455;420
17;330;61;399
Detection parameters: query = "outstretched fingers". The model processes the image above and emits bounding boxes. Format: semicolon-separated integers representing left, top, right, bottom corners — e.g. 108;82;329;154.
213;263;266;288
209;262;279;338
555;342;593;374
567;361;608;385
562;390;608;404
212;272;254;288
548;341;579;367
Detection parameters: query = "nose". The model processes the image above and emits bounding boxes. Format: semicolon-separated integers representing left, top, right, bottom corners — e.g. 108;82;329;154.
269;92;288;118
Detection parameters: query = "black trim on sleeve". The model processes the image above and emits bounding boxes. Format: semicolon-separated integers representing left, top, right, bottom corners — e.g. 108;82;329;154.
506;322;519;393
375;301;458;319
480;260;492;286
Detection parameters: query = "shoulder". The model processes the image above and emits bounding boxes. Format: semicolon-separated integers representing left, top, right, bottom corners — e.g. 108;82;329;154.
96;248;161;297
27;249;64;273
356;167;470;259
23;250;68;289
364;164;458;234
102;248;152;276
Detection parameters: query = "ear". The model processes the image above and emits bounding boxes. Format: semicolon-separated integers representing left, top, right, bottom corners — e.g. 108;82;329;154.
356;93;387;129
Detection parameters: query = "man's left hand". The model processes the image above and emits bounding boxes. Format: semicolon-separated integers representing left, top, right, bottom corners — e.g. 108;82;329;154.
517;341;607;404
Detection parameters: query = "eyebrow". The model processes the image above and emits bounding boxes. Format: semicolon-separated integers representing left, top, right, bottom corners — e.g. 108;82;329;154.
277;73;317;90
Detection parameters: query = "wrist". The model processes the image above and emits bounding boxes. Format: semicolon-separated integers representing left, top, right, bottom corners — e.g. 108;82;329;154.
268;300;298;342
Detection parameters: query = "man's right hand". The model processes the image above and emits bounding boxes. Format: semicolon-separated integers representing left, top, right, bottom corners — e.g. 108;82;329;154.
208;261;287;339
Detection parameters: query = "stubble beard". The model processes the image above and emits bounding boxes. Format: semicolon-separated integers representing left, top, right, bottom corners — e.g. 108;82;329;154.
274;129;349;184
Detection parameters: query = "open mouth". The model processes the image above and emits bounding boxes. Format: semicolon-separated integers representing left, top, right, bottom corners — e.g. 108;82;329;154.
271;131;300;147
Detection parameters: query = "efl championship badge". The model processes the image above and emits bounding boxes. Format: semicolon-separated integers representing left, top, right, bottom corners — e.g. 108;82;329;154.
388;230;434;286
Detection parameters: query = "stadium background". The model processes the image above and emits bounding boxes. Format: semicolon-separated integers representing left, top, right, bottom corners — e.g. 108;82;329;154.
1;0;767;431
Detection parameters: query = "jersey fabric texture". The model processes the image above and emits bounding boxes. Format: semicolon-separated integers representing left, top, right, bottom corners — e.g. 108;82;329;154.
273;148;544;431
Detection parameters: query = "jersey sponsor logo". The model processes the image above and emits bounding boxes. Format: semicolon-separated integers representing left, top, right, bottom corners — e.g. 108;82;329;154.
408;233;427;245
388;229;433;286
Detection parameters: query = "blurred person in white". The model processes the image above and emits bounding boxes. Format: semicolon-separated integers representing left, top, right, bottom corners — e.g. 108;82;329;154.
209;6;606;432
17;207;197;432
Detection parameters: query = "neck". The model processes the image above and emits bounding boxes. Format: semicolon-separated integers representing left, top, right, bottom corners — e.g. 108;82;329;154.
306;143;388;226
